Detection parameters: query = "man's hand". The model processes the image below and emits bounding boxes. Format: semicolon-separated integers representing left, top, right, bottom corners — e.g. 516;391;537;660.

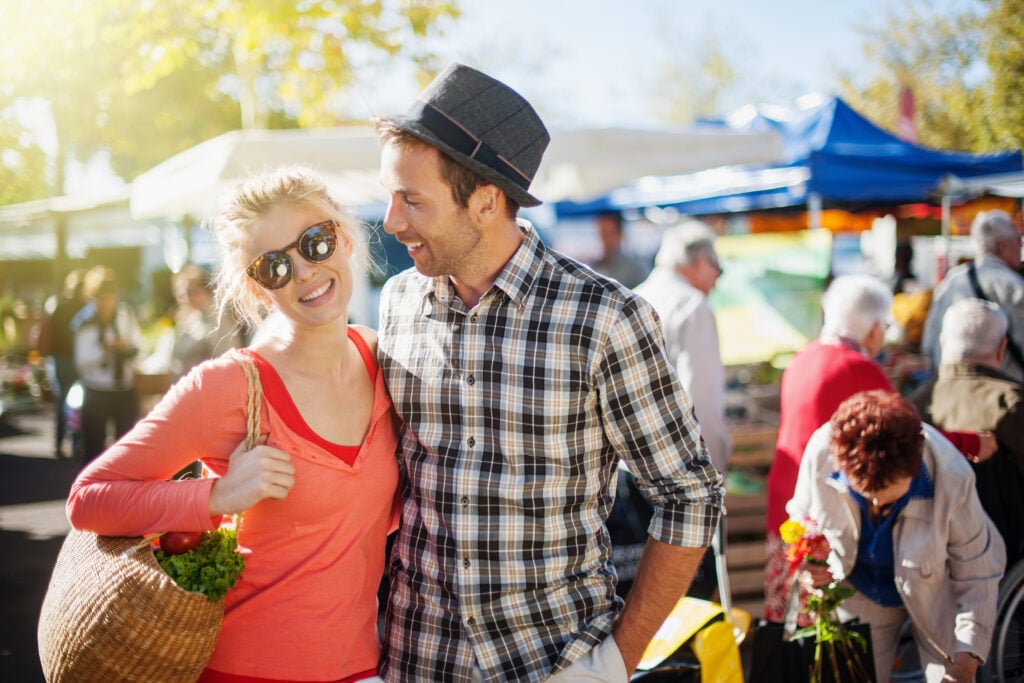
942;651;979;683
969;431;997;464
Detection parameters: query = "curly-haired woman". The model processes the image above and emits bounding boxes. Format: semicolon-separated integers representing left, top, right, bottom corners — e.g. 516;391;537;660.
788;390;1005;683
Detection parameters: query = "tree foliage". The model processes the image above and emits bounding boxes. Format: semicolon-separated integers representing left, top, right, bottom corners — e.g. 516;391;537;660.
653;35;740;124
840;0;1023;153
984;0;1024;148
0;0;458;201
0;113;48;205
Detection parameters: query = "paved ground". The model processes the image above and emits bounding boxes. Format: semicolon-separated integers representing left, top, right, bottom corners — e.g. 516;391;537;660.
0;407;77;683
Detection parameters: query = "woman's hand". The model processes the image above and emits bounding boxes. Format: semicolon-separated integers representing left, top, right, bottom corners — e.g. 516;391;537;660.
942;651;980;682
797;561;834;590
209;435;295;516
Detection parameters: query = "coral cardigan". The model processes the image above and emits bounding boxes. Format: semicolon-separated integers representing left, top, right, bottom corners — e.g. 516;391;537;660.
68;329;400;682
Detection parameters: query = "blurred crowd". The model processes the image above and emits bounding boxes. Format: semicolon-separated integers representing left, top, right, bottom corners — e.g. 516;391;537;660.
1;263;244;463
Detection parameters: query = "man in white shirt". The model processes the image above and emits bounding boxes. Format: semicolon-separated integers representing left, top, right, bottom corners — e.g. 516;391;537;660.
635;220;731;474
922;209;1024;381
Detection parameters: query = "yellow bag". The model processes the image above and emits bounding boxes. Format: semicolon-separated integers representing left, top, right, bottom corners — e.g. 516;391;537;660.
692;619;744;683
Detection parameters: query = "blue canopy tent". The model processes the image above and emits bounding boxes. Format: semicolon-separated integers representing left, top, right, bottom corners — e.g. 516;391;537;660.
554;97;1023;218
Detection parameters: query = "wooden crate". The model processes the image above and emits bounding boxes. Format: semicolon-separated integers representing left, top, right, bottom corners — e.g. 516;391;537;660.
722;422;778;621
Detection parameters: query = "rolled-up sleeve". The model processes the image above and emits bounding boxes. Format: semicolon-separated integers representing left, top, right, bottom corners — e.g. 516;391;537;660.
596;295;724;548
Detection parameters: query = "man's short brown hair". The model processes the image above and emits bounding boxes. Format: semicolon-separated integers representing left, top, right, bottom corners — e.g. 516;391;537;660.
375;120;520;220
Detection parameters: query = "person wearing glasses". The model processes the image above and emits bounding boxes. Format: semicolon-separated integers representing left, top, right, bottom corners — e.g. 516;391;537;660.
374;64;722;682
788;390;1004;683
66;166;398;683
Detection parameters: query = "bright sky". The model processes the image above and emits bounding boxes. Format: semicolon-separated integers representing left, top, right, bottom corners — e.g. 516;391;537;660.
361;0;977;128
62;0;979;193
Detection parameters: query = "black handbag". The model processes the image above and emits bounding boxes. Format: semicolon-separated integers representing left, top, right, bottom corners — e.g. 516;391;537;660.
748;618;876;683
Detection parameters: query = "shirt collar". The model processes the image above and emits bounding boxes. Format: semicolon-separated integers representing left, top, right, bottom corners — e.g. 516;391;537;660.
833;460;934;504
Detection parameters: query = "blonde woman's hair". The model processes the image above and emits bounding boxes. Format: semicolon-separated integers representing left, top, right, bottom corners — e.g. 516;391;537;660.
210;165;367;330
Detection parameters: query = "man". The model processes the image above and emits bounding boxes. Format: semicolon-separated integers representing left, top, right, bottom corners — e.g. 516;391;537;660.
922;209;1024;381
634;221;729;474
592;211;648;288
374;63;723;682
910;298;1024;568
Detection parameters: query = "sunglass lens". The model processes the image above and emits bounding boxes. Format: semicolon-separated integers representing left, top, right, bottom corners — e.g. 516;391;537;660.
255;252;292;289
299;224;337;263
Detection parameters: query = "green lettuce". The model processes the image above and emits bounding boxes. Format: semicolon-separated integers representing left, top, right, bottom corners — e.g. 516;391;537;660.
155;527;245;601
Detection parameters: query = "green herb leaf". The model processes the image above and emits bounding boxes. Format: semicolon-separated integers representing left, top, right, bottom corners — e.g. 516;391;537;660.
155;527;245;601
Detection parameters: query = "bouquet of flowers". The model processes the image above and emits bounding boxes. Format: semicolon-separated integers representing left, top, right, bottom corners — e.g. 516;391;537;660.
780;518;872;683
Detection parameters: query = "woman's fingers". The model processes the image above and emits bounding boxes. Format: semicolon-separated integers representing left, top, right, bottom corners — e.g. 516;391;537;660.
209;437;295;515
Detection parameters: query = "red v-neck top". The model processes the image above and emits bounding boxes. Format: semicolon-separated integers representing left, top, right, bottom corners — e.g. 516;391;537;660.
245;327;374;466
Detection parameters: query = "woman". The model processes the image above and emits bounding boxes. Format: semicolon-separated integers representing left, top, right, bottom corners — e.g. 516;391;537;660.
788;390;1005;683
764;274;992;623
67;166;399;683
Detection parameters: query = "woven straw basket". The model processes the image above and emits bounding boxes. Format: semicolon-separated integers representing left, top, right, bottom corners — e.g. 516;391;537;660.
38;353;262;682
37;530;223;682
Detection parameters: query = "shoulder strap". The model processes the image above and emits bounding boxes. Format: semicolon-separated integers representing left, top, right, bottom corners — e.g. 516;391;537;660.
966;261;987;300
965;263;1024;370
347;327;377;380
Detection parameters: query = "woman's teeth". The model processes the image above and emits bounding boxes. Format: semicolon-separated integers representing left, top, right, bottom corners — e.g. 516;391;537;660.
300;281;332;301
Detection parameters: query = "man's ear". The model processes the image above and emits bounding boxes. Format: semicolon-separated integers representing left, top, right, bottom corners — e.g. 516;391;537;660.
468;183;503;224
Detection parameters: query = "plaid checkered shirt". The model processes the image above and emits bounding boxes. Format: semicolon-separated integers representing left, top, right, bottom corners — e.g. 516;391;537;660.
377;224;724;682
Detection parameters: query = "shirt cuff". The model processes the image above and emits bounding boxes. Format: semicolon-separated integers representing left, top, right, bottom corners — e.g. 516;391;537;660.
647;500;722;548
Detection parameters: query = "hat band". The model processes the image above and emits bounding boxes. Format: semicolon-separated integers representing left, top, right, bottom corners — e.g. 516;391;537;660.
412;101;532;191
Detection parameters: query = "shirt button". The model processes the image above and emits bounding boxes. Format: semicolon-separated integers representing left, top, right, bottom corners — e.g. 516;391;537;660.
470;314;478;323
467;437;476;447
467;617;476;626
460;496;469;505
463;559;471;568
466;375;475;386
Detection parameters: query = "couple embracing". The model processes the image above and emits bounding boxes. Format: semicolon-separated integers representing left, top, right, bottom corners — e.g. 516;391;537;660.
66;65;723;683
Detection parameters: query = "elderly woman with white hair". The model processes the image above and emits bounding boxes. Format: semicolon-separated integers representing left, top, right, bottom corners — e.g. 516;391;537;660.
763;276;989;626
911;297;1024;568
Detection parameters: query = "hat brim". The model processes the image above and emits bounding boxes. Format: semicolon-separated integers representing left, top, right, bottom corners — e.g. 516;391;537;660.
381;115;543;208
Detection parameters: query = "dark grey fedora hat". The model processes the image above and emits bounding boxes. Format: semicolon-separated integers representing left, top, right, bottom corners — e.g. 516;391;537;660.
381;63;550;207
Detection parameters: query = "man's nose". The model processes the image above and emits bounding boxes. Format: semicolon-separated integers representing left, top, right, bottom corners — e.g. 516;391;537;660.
382;201;403;235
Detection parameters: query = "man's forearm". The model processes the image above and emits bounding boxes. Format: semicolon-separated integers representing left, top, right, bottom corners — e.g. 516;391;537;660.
611;537;708;674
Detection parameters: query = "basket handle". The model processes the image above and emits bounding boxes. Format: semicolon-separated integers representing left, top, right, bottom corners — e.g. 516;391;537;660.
232;353;263;451
124;353;263;557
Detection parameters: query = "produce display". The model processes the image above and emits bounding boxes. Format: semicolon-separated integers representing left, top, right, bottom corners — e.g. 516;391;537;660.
154;528;245;601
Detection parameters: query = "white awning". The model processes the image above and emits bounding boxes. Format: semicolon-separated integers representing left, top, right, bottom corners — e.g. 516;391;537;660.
129;125;784;221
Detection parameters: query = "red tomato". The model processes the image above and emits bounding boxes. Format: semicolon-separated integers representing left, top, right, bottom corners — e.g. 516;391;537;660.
159;531;204;555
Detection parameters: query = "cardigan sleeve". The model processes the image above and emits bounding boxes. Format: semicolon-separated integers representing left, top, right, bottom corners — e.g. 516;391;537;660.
67;357;249;536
